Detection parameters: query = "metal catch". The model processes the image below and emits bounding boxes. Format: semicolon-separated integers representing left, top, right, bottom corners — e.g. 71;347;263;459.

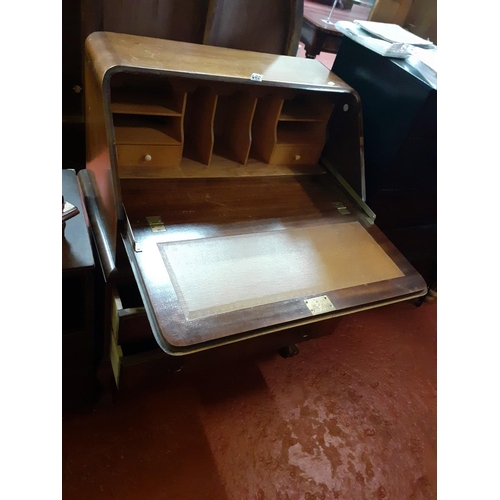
333;202;351;215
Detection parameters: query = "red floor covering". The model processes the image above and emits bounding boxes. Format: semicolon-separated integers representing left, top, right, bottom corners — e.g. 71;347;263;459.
62;299;437;500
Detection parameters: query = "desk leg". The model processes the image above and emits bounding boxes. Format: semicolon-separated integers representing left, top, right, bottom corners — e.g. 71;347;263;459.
304;31;327;59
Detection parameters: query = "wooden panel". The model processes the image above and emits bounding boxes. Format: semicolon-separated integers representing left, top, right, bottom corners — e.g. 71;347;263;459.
113;115;182;145
183;87;218;165
276;121;326;145
280;95;334;122
102;0;210;43
111;88;184;116
250;96;283;163
368;0;413;25
84;55;118;274
404;0;437;44
203;0;303;55
213;93;257;165
121;175;353;229
117;155;326;179
85;32;350;92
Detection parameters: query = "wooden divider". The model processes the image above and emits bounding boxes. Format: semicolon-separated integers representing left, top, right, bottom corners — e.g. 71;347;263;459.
183;87;218;165
213;92;257;165
250;96;284;163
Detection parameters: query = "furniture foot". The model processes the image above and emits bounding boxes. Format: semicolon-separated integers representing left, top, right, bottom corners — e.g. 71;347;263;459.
414;296;426;308
414;287;437;307
278;344;300;358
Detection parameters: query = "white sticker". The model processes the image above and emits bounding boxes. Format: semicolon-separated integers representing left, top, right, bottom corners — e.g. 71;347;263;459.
250;73;263;82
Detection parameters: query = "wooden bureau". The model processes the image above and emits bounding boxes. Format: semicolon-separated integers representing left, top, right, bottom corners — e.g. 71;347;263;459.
79;32;426;389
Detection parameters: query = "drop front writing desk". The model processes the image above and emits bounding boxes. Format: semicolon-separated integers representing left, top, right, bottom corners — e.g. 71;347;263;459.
79;32;426;389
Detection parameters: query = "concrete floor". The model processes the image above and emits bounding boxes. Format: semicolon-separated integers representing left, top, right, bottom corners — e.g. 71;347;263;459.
62;299;436;499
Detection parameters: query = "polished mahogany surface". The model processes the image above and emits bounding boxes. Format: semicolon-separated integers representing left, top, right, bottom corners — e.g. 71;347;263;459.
120;173;426;352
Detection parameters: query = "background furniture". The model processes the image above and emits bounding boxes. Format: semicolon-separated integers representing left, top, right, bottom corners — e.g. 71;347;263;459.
312;0;356;8
300;0;371;58
62;169;97;410
368;0;412;25
404;0;436;44
332;36;436;287
300;0;436;59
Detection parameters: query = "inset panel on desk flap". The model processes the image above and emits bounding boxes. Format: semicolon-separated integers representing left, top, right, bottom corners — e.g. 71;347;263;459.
158;222;403;320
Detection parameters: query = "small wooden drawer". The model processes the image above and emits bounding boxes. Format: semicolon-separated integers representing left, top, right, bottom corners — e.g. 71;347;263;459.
109;283;182;390
111;285;154;345
116;144;182;168
270;144;324;165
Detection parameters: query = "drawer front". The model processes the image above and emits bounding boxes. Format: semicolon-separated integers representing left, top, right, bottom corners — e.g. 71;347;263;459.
116;144;182;168
109;286;178;391
270;145;323;165
111;287;154;345
109;328;181;391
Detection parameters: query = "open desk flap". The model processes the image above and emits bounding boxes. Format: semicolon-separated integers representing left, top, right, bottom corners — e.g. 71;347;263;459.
82;33;427;356
120;174;426;355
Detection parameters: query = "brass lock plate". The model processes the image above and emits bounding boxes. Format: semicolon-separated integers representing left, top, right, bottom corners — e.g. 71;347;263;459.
304;295;336;315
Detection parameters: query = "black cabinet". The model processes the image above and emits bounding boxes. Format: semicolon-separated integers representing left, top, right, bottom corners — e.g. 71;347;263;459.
332;37;436;286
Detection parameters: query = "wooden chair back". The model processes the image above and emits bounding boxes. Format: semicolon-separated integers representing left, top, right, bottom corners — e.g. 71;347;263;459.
367;0;413;26
83;0;303;55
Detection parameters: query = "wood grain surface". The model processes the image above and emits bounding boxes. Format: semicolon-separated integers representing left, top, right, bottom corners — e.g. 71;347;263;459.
85;31;352;91
120;174;426;351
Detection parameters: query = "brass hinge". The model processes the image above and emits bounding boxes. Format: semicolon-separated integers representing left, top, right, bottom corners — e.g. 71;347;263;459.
146;216;166;233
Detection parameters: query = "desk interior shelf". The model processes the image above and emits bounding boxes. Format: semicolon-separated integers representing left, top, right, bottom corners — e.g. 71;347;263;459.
110;75;186;172
105;69;339;177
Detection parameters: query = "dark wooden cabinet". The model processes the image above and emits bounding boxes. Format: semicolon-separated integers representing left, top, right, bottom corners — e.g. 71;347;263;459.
62;169;96;409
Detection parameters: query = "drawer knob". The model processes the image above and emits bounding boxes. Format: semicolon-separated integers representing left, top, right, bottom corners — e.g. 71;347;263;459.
295;154;301;161
144;154;152;162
